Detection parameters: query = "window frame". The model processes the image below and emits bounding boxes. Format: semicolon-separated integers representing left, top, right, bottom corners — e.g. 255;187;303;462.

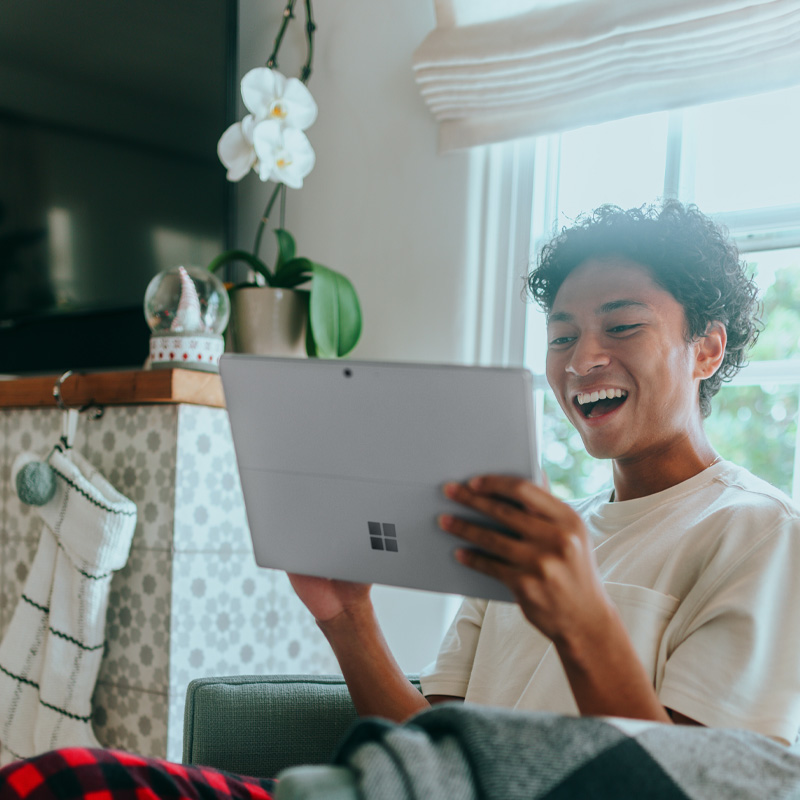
479;104;800;500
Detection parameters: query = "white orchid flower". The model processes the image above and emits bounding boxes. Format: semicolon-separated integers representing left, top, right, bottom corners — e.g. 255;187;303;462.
217;114;258;182
241;67;318;131
252;120;316;189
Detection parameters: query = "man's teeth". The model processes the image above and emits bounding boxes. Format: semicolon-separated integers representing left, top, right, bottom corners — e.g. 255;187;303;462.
576;389;627;405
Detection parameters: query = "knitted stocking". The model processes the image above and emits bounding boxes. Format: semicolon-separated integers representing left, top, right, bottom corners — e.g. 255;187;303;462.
0;523;57;764
0;448;136;763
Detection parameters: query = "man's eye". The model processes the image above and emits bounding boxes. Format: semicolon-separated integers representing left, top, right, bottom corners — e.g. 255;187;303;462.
608;324;641;334
548;336;575;346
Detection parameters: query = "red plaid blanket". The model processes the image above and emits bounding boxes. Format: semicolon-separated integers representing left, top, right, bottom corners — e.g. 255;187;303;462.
0;747;276;799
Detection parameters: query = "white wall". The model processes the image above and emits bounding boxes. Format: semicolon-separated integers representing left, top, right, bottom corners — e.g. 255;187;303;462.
237;0;473;672
237;0;474;365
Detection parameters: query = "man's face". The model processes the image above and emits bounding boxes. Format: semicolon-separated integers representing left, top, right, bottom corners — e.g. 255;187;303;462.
545;258;703;463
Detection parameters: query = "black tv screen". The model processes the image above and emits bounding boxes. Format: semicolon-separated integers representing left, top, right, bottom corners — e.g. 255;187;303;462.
0;0;236;374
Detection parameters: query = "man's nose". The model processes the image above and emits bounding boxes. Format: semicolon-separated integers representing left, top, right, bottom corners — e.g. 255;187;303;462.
565;333;611;376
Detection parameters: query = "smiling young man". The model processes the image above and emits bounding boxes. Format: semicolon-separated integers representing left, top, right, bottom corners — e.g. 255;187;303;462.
5;202;800;798
288;201;800;747
423;202;800;742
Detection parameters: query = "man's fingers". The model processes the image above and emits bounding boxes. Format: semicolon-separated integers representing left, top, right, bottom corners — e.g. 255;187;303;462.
438;513;557;567
468;474;569;519
453;548;546;607
440;515;516;563
454;546;519;583
443;478;571;533
445;475;580;530
443;484;531;529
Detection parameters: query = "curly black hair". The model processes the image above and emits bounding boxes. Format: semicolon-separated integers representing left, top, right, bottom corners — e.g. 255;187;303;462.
528;201;762;417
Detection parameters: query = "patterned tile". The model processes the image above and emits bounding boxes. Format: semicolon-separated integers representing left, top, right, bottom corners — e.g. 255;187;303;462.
99;548;172;694
4;407;62;458
166;685;186;762
83;405;179;552
3;407;62;543
173;405;251;554
92;680;169;759
169;552;337;691
166;558;339;762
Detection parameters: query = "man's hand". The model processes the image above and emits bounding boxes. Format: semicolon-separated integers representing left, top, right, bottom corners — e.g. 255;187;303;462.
287;573;372;624
440;475;609;645
286;572;429;722
439;474;674;724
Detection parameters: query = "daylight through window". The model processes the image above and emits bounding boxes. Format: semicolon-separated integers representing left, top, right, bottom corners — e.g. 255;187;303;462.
522;85;800;500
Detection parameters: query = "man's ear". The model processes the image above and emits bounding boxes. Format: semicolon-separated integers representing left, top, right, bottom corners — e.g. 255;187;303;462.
694;322;727;380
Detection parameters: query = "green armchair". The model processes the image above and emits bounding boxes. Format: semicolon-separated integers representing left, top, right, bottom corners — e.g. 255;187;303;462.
183;673;800;799
182;674;422;798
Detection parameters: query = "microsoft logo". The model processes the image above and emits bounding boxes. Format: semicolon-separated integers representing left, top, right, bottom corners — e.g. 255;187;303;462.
368;521;399;552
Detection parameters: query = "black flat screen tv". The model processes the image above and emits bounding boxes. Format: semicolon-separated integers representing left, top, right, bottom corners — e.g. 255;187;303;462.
0;0;237;374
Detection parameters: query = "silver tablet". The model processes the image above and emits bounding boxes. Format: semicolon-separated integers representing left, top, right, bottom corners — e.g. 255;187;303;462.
221;355;540;601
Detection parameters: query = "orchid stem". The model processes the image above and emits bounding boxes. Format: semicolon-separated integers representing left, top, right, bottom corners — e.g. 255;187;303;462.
252;0;314;256
301;0;315;83
253;183;283;257
266;0;298;70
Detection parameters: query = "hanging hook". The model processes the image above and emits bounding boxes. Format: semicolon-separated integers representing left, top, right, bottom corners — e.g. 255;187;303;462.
53;370;103;453
53;370;105;420
53;369;105;450
54;371;79;452
16;370;105;504
53;369;77;411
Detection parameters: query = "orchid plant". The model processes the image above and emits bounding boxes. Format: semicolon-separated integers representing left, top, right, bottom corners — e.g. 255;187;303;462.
209;0;361;359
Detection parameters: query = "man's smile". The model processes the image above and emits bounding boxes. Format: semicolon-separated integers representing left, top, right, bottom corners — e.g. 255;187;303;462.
572;388;629;419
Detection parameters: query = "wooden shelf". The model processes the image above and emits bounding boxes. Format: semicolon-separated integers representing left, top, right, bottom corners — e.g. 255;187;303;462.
0;369;225;409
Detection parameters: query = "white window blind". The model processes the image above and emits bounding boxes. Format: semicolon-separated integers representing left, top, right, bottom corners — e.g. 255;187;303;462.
413;0;800;152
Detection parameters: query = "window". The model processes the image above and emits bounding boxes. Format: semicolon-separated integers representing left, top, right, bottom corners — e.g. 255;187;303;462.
520;84;800;501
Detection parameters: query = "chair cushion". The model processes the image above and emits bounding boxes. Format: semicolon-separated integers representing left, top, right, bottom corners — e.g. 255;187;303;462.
183;674;420;779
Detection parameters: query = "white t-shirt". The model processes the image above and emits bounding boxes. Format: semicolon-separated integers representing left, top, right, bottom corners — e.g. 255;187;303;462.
419;461;800;744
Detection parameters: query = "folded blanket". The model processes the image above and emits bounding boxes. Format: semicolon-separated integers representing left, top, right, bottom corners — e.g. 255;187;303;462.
333;705;800;799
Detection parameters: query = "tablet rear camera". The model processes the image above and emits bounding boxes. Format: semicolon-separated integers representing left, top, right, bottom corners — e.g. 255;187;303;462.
344;368;352;378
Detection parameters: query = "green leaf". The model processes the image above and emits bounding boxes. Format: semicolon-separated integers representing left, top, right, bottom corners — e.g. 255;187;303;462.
308;263;362;358
273;229;296;272
295;290;317;356
207;249;273;286
273;257;313;289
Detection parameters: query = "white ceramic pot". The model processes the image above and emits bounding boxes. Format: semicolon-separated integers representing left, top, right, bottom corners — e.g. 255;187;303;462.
227;286;307;357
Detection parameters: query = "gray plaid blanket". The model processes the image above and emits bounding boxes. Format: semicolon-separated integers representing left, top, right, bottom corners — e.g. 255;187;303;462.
333;705;800;799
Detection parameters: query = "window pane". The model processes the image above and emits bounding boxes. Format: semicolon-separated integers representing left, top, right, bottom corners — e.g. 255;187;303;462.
541;391;612;501
705;384;798;496
524;305;548;376
557;112;669;224
691;86;800;213
744;247;800;362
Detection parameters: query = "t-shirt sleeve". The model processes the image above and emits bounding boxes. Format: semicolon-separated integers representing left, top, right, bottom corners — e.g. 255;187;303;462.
419;596;488;698
658;519;800;744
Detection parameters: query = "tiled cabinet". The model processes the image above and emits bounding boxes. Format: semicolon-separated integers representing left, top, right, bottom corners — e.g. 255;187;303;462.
0;375;338;761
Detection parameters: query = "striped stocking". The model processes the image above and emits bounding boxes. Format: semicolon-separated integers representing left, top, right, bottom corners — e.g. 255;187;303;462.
0;449;136;764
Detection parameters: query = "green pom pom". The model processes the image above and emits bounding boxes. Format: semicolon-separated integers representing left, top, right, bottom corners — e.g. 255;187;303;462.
16;461;57;506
